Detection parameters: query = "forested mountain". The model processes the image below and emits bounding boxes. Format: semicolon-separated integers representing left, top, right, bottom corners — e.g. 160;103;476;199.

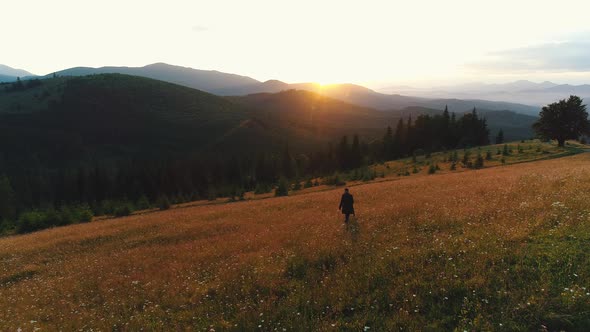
50;63;260;94
230;90;396;141
50;63;540;115
0;73;531;233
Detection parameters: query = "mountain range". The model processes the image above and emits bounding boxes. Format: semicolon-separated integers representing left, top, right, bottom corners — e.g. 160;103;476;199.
380;80;590;107
3;62;589;113
0;65;35;83
0;73;535;163
46;63;541;115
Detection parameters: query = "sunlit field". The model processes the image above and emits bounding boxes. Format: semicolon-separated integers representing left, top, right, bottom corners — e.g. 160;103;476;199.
3;148;590;330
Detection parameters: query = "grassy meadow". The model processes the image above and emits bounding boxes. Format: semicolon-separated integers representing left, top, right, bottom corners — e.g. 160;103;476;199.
2;142;590;330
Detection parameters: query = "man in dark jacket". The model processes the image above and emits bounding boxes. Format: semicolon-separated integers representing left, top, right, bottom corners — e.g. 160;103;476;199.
339;188;355;223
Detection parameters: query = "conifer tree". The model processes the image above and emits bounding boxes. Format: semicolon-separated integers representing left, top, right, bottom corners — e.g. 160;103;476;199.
495;129;504;144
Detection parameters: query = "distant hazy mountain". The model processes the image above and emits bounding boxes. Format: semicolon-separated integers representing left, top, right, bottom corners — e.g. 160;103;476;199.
221;79;540;115
51;63;260;94
0;74;17;83
50;62;540;115
378;80;590;107
0;64;34;78
233;91;536;141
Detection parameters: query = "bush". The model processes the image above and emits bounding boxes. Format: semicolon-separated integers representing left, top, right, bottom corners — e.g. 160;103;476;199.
475;153;484;169
136;195;151;210
114;204;133;217
324;174;346;186
16;211;47;234
157;195;171;210
503;144;510;156
485;150;492;160
275;178;289;197
74;204;94;223
428;164;437;174
254;183;272;194
100;200;116;215
13;204;94;234
304;178;313;188
462;150;470;166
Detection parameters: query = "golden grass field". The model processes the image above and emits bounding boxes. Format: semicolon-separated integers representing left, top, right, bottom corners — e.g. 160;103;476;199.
2;145;590;330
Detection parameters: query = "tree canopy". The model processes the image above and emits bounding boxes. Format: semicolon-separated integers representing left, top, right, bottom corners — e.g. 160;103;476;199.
533;95;589;147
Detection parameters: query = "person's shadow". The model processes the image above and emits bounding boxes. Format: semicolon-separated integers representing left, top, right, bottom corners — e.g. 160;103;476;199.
345;216;360;242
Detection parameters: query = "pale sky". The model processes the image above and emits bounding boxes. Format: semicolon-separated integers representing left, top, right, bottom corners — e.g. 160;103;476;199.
4;0;590;87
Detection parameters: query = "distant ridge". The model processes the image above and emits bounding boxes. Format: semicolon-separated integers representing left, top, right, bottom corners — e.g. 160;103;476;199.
377;80;590;108
50;63;260;94
0;64;34;78
49;62;540;115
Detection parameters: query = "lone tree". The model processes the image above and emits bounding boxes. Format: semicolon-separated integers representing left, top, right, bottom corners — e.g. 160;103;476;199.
533;95;589;147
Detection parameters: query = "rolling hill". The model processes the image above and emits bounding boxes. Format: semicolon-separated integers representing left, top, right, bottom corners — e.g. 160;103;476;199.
0;64;34;78
230;90;397;141
0;74;406;170
382;80;590;107
0;74;279;169
50;63;260;94
2;150;590;330
0;73;538;173
50;62;541;115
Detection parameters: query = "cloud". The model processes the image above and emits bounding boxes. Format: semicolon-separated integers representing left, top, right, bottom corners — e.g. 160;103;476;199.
191;25;208;32
469;40;590;73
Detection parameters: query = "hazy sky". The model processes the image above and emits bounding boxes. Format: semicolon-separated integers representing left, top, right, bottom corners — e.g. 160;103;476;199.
4;0;590;87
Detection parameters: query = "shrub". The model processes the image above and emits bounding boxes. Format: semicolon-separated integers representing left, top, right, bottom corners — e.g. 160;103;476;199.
485;150;492;160
462;150;470;166
16;211;46;234
503;144;510;156
254;183;272;194
475;153;484;169
136;195;151;210
304;178;313;188
428;164;437;174
114;204;133;217
324;174;346;186
75;204;94;223
275;178;289;197
157;195;171;210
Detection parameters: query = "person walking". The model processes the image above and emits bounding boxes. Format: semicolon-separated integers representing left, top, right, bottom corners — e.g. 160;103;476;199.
339;188;355;223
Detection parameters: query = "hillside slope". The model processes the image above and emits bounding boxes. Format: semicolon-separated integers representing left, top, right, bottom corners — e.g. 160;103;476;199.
2;153;590;330
231;90;397;141
51;63;260;93
0;74;282;168
51;63;540;115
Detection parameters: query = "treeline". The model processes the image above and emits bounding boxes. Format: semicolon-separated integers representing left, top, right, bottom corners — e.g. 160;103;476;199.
0;107;491;234
380;107;489;161
2;77;42;92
